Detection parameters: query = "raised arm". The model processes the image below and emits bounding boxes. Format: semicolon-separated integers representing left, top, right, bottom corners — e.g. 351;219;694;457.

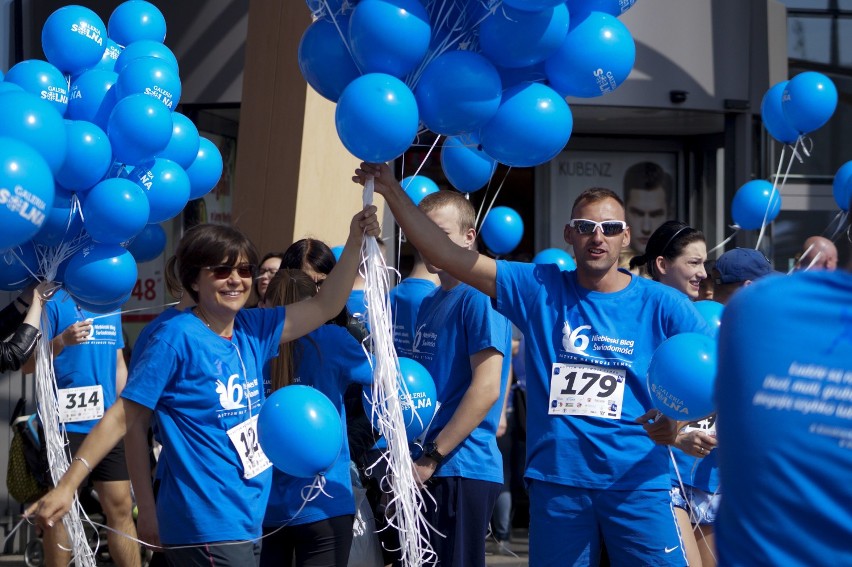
354;162;498;298
280;206;380;343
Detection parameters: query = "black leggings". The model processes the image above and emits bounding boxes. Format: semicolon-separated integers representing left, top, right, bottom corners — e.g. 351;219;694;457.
259;515;354;567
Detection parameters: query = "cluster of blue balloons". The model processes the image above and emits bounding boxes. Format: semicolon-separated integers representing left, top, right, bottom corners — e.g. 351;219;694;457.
761;72;838;145
0;1;224;311
299;0;637;174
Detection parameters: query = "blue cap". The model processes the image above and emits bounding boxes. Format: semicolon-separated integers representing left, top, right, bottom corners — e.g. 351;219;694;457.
715;248;774;284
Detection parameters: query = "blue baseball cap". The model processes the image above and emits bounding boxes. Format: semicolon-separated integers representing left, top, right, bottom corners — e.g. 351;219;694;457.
715;248;774;284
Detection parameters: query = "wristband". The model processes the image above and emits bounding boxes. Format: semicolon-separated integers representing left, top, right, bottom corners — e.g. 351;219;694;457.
73;456;93;474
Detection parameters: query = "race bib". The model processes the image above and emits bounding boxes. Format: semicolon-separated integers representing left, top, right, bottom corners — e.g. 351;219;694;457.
58;385;104;423
549;363;627;419
683;414;717;437
227;414;272;479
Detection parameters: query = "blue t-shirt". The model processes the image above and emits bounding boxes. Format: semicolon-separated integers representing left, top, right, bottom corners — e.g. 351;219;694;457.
390;277;437;358
412;283;511;484
121;307;285;545
264;324;372;527
128;306;182;371
716;271;852;566
494;261;710;490
45;289;124;434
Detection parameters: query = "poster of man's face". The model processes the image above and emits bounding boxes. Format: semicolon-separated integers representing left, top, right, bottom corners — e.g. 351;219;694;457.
547;151;677;259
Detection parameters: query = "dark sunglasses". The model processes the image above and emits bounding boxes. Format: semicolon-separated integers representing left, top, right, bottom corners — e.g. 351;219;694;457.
568;219;628;236
203;264;257;279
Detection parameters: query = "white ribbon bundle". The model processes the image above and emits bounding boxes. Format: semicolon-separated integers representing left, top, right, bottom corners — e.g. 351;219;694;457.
360;178;437;566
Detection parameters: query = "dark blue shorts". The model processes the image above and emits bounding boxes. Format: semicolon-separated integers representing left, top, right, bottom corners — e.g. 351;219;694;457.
422;476;502;567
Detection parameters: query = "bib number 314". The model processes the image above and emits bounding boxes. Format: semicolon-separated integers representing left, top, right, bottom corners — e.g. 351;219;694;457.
227;415;272;479
58;385;104;423
549;363;626;419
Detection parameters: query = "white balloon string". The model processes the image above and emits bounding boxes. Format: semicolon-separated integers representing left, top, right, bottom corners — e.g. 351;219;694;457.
828;210;849;240
707;228;740;255
757;138;799;250
33;310;97;567
86;301;180;322
360;178;438;566
475;166;513;230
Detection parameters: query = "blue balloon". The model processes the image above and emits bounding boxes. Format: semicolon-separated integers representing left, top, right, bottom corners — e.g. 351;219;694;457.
833;161;852;211
115;56;181;111
481;206;524;255
41;5;108;75
401;175;439;205
0;136;56;249
4;59;69;117
68;69;120;130
155;112;200;169
647;332;717;420
298;19;361;103
83;178;150;244
349;0;431;77
128;158;190;222
0;244;39;291
108;1;167;46
335;73;419;163
114;40;179;74
544;11;635;98
72;292;131;314
480;4;569;69
0;91;67;174
89;39;123;73
414;50;502;136
504;0;566;11
440;134;496;194
126;223;166;263
565;0;638;18
0;82;23;95
479;82;572;167
731;179;781;230
694;300;724;337
63;242;138;305
258;385;344;477
56;120;113;191
533;248;576;271
761;82;799;145
782;71;838;135
185;138;224;200
107;93;173;165
331;245;344;261
362;357;437;442
33;187;84;247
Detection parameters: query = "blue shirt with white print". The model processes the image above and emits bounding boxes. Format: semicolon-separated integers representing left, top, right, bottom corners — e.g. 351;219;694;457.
122;307;285;544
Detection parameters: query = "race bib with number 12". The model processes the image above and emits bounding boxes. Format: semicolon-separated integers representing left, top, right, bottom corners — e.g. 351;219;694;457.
549;363;627;419
227;414;272;479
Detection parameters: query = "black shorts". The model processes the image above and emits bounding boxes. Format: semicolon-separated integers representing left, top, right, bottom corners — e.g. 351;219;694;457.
67;432;129;482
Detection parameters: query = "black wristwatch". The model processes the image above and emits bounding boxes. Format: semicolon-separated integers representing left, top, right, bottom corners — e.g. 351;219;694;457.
423;441;445;465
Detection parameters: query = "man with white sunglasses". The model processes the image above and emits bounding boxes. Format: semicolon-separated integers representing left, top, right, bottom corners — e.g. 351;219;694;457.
354;162;710;567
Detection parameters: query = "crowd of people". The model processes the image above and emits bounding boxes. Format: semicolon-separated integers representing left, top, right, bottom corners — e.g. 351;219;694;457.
1;163;849;567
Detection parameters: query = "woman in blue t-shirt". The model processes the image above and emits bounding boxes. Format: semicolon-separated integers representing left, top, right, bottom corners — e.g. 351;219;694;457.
260;269;372;567
631;220;719;567
27;209;379;567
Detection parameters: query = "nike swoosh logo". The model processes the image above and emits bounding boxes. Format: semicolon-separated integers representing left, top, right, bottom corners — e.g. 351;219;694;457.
665;546;679;553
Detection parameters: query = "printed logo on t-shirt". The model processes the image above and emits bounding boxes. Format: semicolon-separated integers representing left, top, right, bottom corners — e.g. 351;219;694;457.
562;321;592;355
411;323;436;355
216;374;247;410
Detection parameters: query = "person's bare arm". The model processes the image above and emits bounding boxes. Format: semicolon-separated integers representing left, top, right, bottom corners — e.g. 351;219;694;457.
354;162;499;298
20;319;92;374
413;348;504;484
281;206;379;343
122;402;159;547
115;349;128;396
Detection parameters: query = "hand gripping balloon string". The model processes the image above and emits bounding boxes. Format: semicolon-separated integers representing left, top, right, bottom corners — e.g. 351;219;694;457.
33;319;97;566
361;177;439;566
